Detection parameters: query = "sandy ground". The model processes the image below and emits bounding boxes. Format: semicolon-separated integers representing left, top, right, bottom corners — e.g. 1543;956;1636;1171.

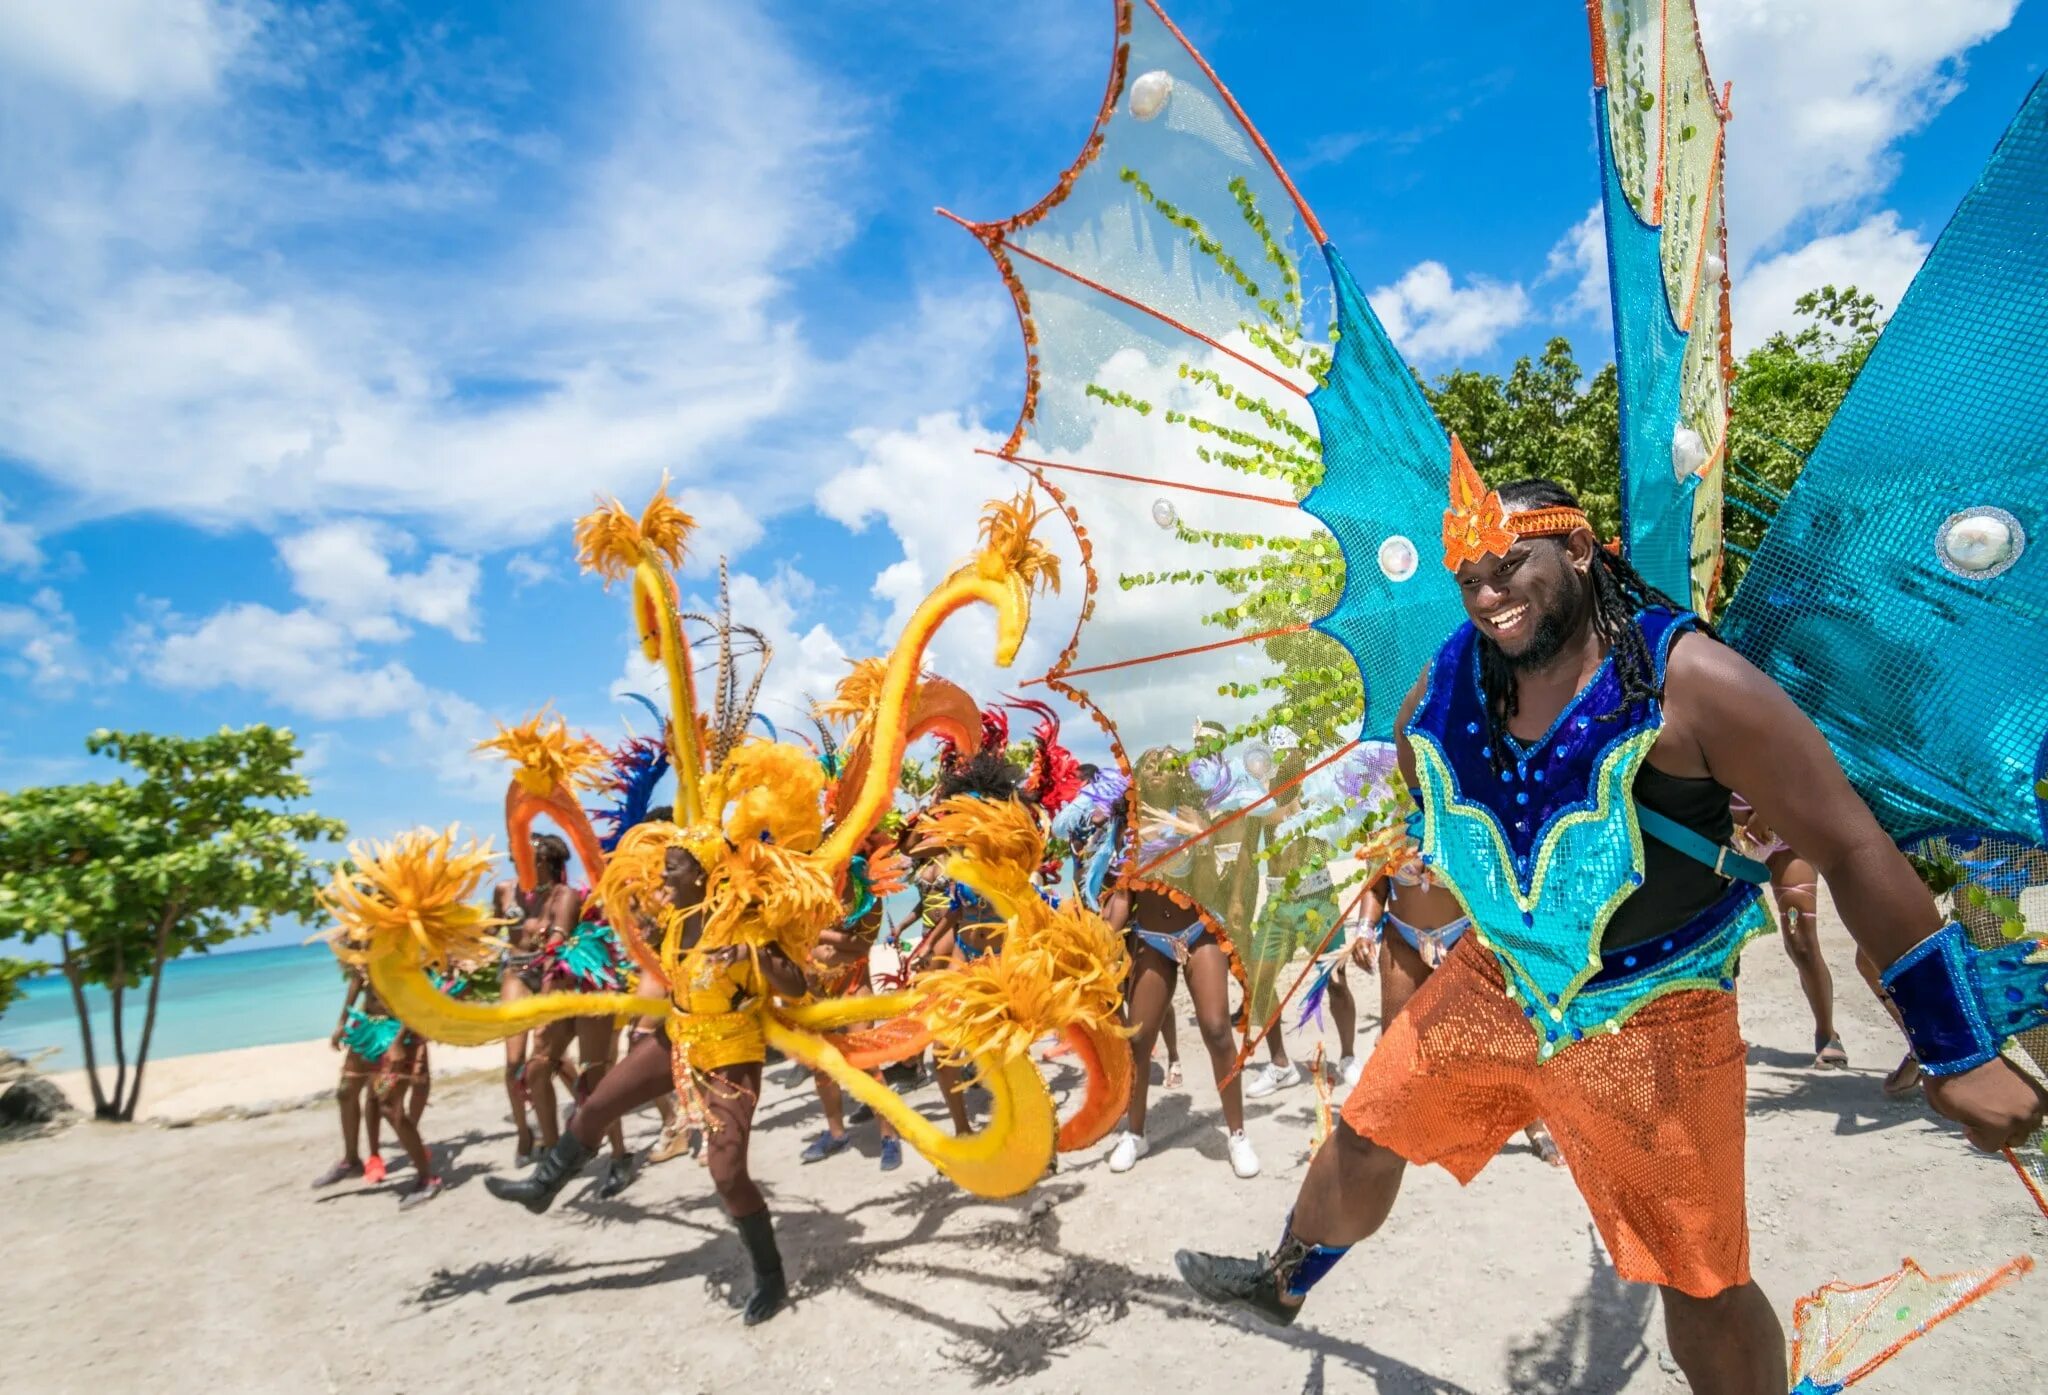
6;904;2045;1395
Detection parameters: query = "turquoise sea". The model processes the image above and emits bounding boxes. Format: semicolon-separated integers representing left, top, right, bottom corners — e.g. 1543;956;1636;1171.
0;943;354;1072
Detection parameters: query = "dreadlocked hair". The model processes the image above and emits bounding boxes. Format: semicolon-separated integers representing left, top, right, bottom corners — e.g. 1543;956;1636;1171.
1476;480;1704;773
935;748;1025;802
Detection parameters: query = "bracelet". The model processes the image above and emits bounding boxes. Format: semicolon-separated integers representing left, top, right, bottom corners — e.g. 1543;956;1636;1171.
1879;921;2048;1078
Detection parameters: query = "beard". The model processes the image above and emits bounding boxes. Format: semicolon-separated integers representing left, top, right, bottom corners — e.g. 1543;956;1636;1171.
1502;601;1575;671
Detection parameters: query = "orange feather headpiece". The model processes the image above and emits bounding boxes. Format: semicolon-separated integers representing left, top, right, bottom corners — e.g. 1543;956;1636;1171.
1440;438;1591;570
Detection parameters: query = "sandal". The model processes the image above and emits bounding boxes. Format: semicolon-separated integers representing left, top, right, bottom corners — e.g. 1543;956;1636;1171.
362;1155;388;1185
648;1126;691;1165
1814;1036;1849;1070
1882;1052;1922;1099
1165;1060;1183;1090
399;1176;444;1211
310;1159;361;1189
1525;1121;1565;1169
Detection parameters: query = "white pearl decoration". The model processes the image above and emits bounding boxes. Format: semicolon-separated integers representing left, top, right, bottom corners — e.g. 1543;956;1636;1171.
1378;534;1419;582
1130;70;1174;121
1671;425;1709;479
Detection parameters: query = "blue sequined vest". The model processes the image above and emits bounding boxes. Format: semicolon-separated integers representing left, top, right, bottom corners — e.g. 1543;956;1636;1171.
1406;608;1769;1059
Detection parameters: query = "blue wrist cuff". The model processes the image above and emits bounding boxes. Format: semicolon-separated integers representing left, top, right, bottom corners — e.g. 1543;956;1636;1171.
1880;921;2048;1078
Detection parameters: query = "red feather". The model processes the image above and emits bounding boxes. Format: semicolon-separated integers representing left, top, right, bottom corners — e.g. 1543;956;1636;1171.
1006;695;1082;813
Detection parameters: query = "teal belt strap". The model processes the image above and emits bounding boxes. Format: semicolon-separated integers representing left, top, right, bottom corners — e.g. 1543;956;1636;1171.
1636;805;1770;885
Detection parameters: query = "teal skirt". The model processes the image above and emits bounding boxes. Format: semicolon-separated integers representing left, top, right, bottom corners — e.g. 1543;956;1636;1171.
341;1006;403;1062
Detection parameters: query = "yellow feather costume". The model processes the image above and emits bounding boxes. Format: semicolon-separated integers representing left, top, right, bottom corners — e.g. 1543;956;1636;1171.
327;486;1124;1197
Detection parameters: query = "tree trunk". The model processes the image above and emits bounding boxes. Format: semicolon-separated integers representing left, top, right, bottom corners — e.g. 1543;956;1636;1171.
121;904;181;1122
58;930;112;1119
109;934;129;1116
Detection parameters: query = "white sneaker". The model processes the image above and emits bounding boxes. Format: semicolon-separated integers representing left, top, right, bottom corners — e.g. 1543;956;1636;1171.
1339;1055;1362;1089
1226;1129;1260;1178
1244;1062;1301;1099
1106;1130;1149;1173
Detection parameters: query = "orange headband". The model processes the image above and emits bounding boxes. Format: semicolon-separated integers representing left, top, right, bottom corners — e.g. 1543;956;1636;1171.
1441;438;1590;570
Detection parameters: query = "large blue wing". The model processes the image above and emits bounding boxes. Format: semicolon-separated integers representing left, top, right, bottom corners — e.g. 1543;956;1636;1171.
1721;77;2048;851
1591;0;1732;617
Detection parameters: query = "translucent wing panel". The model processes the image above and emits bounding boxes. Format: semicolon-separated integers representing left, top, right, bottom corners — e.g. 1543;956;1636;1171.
1789;1257;2032;1391
954;0;1407;939
1722;78;2048;849
1592;0;1731;611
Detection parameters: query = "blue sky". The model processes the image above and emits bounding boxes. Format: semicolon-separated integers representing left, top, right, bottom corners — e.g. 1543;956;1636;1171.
1;0;2040;952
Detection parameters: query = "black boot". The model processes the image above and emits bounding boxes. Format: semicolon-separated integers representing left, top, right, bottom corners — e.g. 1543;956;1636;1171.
733;1208;788;1325
484;1134;593;1214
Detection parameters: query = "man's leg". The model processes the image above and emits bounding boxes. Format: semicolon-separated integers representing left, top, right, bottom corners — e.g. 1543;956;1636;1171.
1662;1281;1787;1395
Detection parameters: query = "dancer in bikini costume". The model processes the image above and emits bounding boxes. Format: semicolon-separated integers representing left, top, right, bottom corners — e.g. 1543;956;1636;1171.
312;966;385;1188
621;806;700;1166
799;830;907;1171
1730;796;1848;1071
500;833;633;1194
1178;475;2048;1395
1242;743;1362;1098
312;961;443;1207
491;836;576;1166
1102;747;1259;1179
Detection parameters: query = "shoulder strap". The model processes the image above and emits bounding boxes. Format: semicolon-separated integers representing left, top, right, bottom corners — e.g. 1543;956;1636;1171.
1636;804;1769;885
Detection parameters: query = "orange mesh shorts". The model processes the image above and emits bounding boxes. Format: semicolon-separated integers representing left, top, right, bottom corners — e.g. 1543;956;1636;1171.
1342;935;1750;1298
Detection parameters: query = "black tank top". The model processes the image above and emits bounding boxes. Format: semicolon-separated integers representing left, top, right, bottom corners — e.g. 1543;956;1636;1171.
1602;763;1736;951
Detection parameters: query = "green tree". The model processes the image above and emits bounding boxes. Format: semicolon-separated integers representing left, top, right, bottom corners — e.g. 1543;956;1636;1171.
1423;337;1624;539
1419;286;1884;607
0;726;344;1120
0;957;37;1019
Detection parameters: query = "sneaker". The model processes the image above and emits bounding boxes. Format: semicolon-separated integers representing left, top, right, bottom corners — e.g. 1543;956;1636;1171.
879;1137;903;1172
399;1176;444;1211
362;1155;388;1185
800;1131;852;1165
1226;1129;1260;1178
1175;1249;1301;1327
310;1159;361;1189
1338;1055;1362;1090
1106;1130;1149;1173
1244;1062;1301;1100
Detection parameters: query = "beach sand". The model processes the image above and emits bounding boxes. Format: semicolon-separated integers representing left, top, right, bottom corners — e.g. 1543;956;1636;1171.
5;906;2044;1394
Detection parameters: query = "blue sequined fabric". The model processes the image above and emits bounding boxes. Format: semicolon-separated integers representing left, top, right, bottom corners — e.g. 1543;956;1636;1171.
1881;920;2048;1077
1407;608;1767;1056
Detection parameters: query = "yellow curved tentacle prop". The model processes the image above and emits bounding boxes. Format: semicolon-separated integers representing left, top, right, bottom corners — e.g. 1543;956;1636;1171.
763;1017;1054;1198
635;557;705;824
322;825;654;1047
369;943;646;1047
816;495;1055;870
576;480;705;824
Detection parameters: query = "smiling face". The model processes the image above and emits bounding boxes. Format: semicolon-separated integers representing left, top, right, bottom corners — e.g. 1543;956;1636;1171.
1453;529;1595;668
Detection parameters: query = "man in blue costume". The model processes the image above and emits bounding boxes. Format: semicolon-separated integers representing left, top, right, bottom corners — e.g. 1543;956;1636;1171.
1178;469;2048;1395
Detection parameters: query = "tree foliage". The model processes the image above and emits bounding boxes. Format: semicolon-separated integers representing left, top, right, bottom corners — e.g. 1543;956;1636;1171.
1422;286;1884;607
0;726;344;1120
0;957;37;1020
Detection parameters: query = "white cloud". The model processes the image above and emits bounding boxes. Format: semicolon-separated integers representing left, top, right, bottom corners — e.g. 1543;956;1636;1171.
1367;261;1531;365
0;587;92;694
0;0;254;104
0;3;864;541
1699;0;2019;258
1544;205;1610;328
140;601;428;720
1734;211;1930;350
279;519;480;642
504;552;553;590
0;495;41;574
